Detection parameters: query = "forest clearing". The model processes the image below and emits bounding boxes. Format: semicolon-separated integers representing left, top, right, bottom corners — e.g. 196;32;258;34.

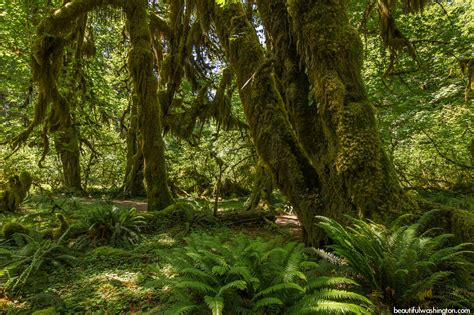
1;0;473;314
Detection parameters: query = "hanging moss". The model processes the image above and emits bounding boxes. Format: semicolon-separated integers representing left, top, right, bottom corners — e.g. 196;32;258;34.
13;0;173;208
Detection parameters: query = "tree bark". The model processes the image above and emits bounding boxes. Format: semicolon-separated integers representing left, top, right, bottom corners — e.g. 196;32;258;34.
244;160;274;212
56;124;82;191
122;96;145;197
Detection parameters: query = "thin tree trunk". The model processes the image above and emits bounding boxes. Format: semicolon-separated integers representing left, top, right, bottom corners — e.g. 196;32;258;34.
125;0;174;210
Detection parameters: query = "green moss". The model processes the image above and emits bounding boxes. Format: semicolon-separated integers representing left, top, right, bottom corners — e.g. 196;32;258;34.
3;222;30;240
44;213;70;240
31;307;57;315
450;209;474;243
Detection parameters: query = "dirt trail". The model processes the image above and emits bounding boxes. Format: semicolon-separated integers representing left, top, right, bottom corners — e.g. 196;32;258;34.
112;199;148;211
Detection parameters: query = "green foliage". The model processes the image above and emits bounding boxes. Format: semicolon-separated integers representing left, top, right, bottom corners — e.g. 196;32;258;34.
29;292;66;314
2;222;30;242
160;233;371;314
360;1;473;190
0;231;76;297
317;213;474;311
77;206;146;248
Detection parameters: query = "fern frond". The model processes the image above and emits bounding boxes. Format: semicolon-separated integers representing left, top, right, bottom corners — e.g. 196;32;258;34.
307;300;371;315
254;282;305;299
164;302;199;315
212;265;228;275
253;297;284;310
313;289;372;305
181;267;209;279
217;280;247;296
175;280;217;294
307;276;358;290
204;295;224;315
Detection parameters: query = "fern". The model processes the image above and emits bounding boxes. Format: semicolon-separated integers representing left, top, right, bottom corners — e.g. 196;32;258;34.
76;206;146;248
1;231;76;296
162;232;371;314
317;214;473;310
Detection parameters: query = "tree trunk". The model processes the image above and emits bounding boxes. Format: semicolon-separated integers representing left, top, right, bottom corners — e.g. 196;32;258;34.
1;172;32;212
56;124;82;192
122;97;145;197
210;1;323;245
125;0;174;210
244;160;274;212
27;0;174;210
286;0;412;221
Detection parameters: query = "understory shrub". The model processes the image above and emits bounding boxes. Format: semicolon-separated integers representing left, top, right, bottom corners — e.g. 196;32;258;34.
317;212;474;312
159;233;372;314
76;206;146;248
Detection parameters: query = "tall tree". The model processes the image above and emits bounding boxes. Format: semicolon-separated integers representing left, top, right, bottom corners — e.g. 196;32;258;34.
201;0;413;245
14;0;173;209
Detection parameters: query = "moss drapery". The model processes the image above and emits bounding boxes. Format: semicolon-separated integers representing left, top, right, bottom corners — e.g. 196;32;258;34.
18;0;173;209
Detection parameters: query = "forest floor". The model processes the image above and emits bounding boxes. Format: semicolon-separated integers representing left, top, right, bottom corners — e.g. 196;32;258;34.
1;190;472;314
0;194;303;314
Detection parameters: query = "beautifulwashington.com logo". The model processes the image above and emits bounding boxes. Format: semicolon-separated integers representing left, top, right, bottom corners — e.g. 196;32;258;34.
393;307;471;314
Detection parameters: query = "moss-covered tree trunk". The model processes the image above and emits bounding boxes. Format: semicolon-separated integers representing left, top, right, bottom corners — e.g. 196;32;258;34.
244;160;274;212
210;2;323;245
286;0;411;220
1;172;32;212
122;97;145;197
56;124;82;191
125;0;174;210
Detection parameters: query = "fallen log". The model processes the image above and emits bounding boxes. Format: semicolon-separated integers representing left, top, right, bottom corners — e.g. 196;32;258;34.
217;210;276;226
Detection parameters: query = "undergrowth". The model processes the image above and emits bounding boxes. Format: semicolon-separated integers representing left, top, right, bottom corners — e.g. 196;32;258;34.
155;233;372;315
317;211;474;313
